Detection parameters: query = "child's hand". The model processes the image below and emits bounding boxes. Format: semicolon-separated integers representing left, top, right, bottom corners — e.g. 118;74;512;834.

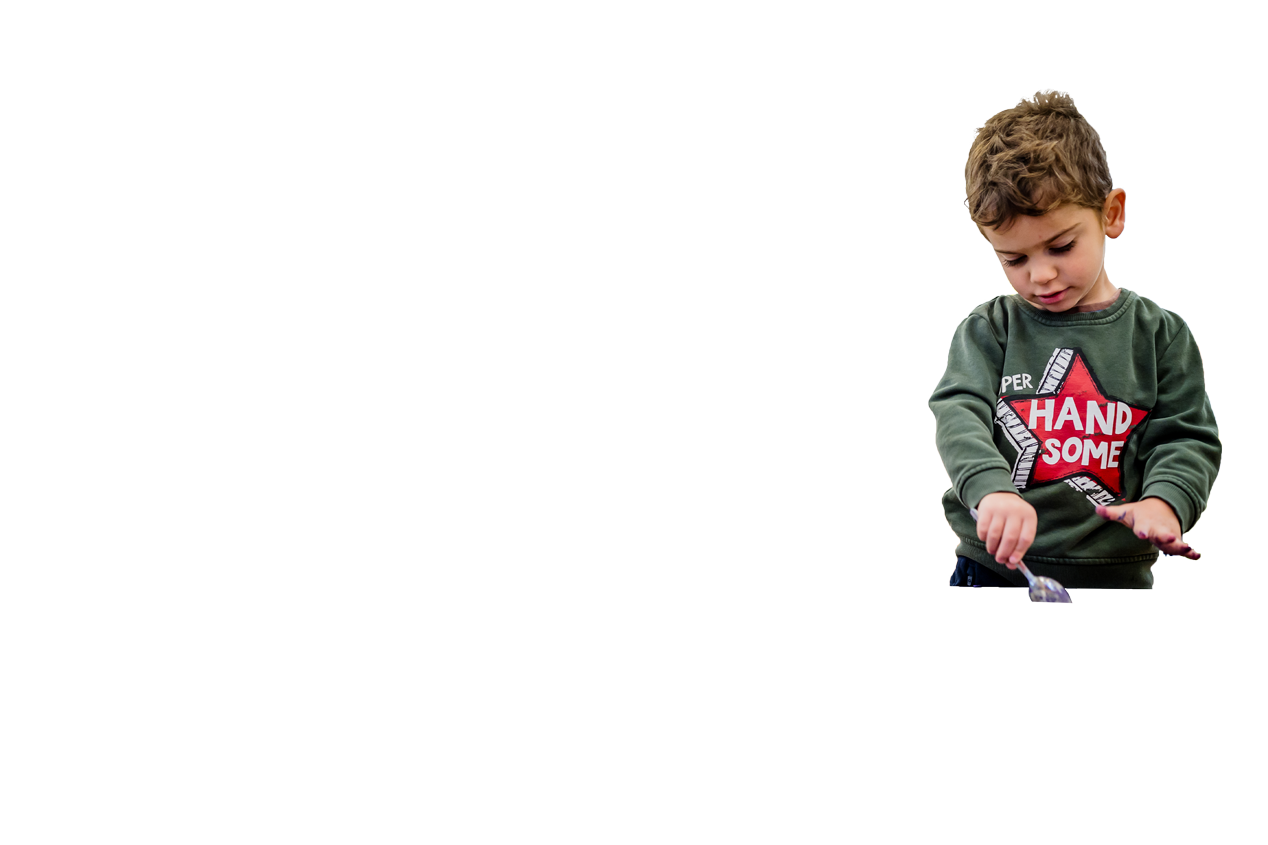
975;492;1038;569
1095;498;1200;559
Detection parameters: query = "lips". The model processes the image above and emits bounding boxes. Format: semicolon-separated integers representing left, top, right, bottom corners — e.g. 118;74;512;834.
1038;289;1067;304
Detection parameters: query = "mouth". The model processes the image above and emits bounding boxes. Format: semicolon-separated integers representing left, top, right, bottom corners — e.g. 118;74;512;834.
1037;289;1067;305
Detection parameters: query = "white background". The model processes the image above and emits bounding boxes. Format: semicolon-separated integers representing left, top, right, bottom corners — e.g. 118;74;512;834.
2;2;1263;842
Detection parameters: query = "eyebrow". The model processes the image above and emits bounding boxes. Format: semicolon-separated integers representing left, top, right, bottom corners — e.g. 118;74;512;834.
993;224;1080;255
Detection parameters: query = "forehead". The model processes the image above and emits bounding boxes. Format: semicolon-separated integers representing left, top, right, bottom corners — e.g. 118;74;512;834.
984;206;1098;252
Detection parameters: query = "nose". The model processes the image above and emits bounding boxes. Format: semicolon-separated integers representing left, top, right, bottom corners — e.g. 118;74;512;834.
1031;262;1059;287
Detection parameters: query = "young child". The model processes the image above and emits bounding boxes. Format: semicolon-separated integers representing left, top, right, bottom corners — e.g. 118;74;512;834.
929;91;1221;589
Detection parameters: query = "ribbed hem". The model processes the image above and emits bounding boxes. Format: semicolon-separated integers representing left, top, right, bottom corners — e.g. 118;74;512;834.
956;539;1157;589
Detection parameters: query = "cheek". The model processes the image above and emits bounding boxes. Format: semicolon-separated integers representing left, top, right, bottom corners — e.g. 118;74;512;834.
1070;249;1100;274
1005;267;1030;286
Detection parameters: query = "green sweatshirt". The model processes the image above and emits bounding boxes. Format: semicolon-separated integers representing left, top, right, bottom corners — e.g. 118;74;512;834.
929;289;1220;588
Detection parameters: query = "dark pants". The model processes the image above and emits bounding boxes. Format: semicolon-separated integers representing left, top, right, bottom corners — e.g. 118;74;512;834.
949;555;1020;587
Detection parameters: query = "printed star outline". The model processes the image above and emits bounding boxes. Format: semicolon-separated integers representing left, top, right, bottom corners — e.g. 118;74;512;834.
1002;350;1149;497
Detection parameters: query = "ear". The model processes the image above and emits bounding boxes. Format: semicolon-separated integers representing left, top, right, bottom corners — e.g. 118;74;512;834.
1102;189;1126;239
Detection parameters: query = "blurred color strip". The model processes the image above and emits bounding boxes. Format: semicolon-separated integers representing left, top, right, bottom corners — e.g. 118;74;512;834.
1212;375;1222;573
1146;294;1212;565
1151;294;1217;565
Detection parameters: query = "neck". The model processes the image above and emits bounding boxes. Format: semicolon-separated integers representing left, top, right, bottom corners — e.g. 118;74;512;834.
1088;266;1115;302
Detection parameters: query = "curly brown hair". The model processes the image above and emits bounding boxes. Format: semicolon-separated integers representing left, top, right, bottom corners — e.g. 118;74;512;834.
965;91;1114;233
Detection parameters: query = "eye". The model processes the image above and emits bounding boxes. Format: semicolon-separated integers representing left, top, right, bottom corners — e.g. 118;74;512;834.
1001;240;1076;268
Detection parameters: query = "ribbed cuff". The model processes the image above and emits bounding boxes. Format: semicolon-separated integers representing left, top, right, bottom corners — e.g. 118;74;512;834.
1140;480;1198;533
959;468;1021;510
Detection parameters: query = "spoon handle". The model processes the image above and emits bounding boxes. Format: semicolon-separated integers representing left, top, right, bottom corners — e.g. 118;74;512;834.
1013;559;1041;589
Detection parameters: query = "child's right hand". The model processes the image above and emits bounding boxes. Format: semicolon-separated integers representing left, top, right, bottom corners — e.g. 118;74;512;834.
975;492;1038;569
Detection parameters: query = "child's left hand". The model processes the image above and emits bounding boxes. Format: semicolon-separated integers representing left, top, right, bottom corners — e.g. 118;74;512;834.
1095;498;1200;559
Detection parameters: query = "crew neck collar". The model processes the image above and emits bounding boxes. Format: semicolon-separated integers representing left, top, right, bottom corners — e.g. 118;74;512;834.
1072;287;1121;313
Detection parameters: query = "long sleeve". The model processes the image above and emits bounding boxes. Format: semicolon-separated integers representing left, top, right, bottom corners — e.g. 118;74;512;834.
928;313;1018;509
1137;324;1221;532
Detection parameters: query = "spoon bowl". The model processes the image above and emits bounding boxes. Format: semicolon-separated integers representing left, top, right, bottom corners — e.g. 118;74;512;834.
1013;559;1073;603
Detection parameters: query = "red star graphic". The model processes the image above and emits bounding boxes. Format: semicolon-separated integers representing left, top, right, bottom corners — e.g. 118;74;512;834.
1003;351;1148;497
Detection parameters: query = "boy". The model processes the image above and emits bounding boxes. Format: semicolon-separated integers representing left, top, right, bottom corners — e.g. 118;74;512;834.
929;91;1221;589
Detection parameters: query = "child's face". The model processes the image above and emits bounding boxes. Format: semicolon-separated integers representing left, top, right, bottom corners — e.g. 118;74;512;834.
982;191;1125;312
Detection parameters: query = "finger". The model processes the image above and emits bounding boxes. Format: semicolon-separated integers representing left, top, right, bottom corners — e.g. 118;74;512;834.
985;517;1005;556
1163;544;1200;560
1152;529;1193;555
980;510;1004;553
1010;511;1038;565
996;520;1023;565
1133;520;1164;543
1156;537;1200;560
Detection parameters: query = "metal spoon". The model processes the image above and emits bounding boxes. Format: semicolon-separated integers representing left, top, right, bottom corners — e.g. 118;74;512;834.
968;508;1072;603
